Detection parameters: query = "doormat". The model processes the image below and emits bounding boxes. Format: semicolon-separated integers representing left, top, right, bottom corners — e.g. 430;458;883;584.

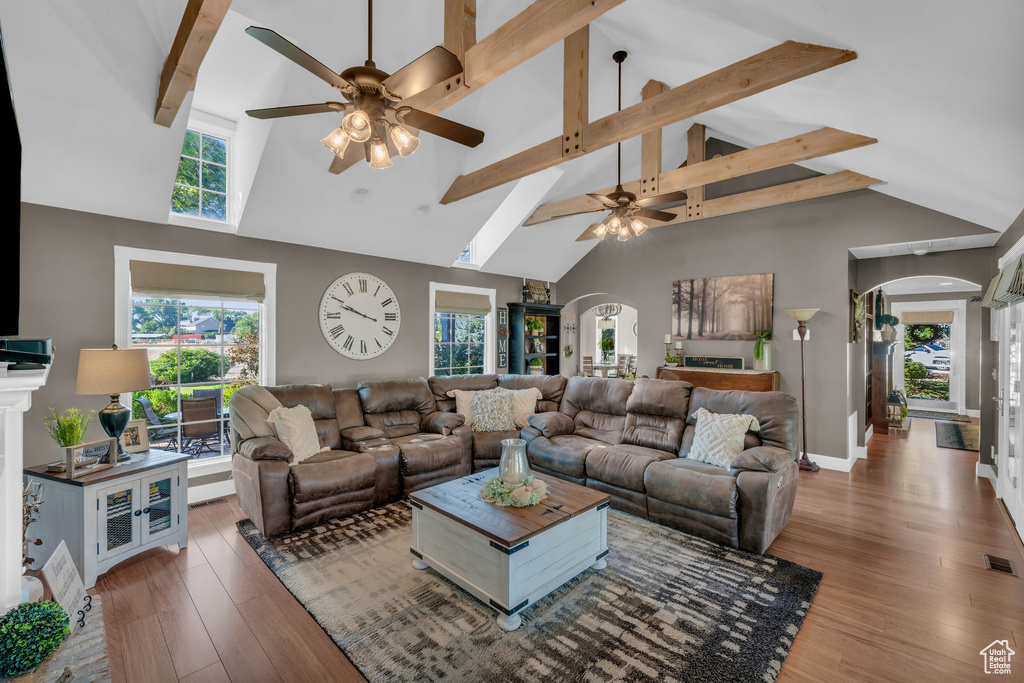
935;422;980;451
238;502;823;683
908;409;970;423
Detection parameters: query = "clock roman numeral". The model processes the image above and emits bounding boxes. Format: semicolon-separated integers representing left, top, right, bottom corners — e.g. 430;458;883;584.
381;297;393;308
384;312;397;322
359;278;367;293
359;340;367;354
374;285;380;296
329;324;345;338
382;327;394;337
325;312;340;319
342;282;354;296
375;338;382;349
342;335;354;351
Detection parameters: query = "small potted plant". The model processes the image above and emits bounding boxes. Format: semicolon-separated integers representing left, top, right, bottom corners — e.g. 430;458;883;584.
526;319;544;336
753;330;772;371
664;354;680;367
42;407;94;459
528;357;544;375
878;313;901;342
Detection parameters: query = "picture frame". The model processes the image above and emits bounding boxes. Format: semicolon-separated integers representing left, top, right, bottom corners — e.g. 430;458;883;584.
524;279;549;304
850;289;865;343
122;419;149;453
64;437;117;479
683;355;745;370
671;273;773;340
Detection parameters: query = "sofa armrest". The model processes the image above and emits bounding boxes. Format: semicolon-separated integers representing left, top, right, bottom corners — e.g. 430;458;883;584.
520;425;542;445
728;446;795;475
421;411;466;436
528;411;575;438
237;436;293;462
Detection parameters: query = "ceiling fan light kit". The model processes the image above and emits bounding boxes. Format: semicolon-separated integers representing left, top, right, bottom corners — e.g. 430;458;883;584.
244;0;483;173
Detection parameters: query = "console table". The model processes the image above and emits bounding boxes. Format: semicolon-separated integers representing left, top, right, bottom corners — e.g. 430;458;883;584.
655;366;780;392
24;450;189;589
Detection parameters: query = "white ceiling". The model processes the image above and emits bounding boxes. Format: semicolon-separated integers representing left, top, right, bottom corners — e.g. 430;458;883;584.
881;276;982;296
5;0;1023;281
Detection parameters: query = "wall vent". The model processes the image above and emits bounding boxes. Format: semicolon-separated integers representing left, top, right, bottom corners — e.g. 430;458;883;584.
983;554;1019;576
189;497;227;510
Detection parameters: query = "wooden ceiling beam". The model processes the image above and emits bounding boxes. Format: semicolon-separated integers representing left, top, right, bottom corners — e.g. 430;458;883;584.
155;0;233;127
442;40;857;204
444;0;476;65
685;123;706;220
639;80;665;197
524;127;876;225
575;170;882;240
562;25;589;159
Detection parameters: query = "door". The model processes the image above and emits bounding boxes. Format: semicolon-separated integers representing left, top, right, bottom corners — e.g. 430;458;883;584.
97;480;141;561
892;300;965;414
140;470;180;545
997;305;1023;528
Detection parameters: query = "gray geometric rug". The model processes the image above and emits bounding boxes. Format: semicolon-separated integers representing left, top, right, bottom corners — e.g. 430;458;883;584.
935;421;980;451
908;409;971;423
238;502;821;683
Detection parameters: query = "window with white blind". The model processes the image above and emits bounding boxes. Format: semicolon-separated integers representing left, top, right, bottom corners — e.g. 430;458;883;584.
428;283;495;376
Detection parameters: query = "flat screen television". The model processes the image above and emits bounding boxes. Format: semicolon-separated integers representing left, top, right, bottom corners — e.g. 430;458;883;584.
0;21;20;336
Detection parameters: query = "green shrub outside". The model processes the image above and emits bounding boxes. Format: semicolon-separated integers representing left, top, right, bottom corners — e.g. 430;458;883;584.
906;379;949;401
0;602;69;677
904;360;928;379
149;348;221;384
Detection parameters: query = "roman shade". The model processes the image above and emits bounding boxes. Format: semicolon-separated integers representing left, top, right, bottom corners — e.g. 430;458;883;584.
901;310;954;324
982;256;1024;309
130;260;266;302
435;290;491;315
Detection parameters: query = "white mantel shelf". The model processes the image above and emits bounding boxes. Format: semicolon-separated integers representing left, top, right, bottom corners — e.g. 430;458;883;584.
0;362;52;611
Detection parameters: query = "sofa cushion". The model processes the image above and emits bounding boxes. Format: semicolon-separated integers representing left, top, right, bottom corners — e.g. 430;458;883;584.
390;432;446;445
429;374;499;413
586;443;675;492
498;374;567;413
528;434;608;479
686;388;799;454
364;409;424;438
499;387;543;428
471;429;520;464
644;458;738;519
559;376;633;445
688;407;761;469
622;378;692;453
268;405;326;463
288;451;376;504
332;388;366;431
399;436;464;476
445;387;503;428
473;391;516;432
358;378;437;418
267;383;336;420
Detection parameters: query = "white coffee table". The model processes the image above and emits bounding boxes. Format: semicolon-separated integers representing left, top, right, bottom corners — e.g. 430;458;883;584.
408;469;610;631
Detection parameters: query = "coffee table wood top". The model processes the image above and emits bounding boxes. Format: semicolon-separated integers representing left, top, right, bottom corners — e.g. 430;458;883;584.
409;468;610;548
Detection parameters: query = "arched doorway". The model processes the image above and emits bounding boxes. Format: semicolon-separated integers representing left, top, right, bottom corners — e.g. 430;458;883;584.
560;293;640;377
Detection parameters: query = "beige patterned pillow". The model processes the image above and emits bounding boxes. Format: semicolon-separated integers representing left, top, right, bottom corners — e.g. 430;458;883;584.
446;387;502;428
267;404;328;464
687;407;760;469
495;387;543;429
472;391;516;432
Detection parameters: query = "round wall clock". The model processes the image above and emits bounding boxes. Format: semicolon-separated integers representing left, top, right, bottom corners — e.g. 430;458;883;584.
319;272;401;359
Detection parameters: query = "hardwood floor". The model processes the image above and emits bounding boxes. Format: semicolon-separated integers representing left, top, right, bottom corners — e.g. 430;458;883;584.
94;417;1023;682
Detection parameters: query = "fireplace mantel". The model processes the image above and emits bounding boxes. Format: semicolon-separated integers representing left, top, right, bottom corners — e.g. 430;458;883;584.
0;363;52;610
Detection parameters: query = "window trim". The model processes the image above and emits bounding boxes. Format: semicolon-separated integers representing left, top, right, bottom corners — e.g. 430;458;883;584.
428;282;495;376
115;246;277;475
451;239;480;270
168;115;238;233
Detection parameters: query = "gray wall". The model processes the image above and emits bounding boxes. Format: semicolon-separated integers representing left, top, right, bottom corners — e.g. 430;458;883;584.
857;248;995;465
16;203;527;468
556;141;996;460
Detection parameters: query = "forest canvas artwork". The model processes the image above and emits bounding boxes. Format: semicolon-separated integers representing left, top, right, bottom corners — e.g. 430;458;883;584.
671;273;774;340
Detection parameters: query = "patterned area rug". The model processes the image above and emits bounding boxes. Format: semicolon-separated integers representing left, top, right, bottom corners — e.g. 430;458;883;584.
908;409;971;423
935;421;980;451
238;502;821;682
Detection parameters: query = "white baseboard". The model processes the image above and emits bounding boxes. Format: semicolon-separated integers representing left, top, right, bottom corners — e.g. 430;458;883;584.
187;477;235;504
807;452;858;473
966;409;981;418
976;462;997;490
865;423;874;440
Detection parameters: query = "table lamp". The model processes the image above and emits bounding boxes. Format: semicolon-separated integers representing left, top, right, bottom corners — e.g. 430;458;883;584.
784;309;820;472
76;345;153;462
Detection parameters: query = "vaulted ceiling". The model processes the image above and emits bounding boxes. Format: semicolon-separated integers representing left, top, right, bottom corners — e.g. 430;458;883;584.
5;0;1022;281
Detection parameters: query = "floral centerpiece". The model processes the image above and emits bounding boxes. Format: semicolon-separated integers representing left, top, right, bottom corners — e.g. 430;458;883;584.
479;475;548;507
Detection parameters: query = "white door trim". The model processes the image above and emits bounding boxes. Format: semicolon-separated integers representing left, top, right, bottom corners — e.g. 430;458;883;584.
891;299;966;414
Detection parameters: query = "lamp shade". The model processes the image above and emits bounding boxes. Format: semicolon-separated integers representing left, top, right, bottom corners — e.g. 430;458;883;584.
76;348;153;395
785;308;819;323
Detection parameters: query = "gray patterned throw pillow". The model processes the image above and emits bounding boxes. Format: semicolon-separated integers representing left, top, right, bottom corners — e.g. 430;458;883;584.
687;407;760;468
472;391;516;432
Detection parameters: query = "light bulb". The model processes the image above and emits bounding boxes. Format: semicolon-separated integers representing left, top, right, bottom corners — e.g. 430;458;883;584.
389;124;420;157
592;222;608;240
342;109;372;142
616;221;632;241
320;127;350;158
630;216;648;236
369;137;392;169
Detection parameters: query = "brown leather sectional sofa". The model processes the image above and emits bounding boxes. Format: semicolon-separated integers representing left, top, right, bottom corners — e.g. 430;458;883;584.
230;374;800;553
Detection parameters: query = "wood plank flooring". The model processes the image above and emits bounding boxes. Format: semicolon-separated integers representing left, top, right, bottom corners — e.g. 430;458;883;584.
93;416;1023;682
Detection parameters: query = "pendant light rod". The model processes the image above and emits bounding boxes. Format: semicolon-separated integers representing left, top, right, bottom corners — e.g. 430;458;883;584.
367;0;373;65
612;50;627;188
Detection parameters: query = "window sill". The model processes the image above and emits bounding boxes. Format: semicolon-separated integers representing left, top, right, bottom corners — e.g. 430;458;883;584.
187;454;232;478
168;212;238;234
450;260;481;270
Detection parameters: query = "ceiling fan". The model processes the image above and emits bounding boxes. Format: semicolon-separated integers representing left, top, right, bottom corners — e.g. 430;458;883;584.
244;0;484;170
549;51;686;241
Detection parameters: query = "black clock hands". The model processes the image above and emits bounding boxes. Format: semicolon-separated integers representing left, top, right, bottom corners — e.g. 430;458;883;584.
330;296;378;322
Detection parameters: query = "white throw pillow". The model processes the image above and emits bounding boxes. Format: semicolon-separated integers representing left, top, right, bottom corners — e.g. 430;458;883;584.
268;404;328;464
472;391;517;432
687;407;760;469
446;387;501;428
496;387;543;429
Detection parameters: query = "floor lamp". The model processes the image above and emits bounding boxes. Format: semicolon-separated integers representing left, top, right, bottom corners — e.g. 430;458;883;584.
785;308;820;472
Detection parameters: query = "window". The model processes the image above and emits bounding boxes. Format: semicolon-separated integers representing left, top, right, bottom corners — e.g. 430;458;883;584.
428;282;495;376
172;129;228;222
456;244;472;263
130;297;259;459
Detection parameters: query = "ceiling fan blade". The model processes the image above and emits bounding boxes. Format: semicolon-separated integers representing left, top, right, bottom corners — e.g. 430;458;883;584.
586;192;618;209
635;190;688;207
545;206;606;221
633;208;678;222
245;102;345;120
381;46;463;100
246;27;353;93
397;107;484;148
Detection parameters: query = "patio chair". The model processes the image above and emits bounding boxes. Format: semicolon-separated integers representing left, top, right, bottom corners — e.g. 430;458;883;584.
582;355;594;377
191;388;223;406
133;397;177;451
180;397;221;457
